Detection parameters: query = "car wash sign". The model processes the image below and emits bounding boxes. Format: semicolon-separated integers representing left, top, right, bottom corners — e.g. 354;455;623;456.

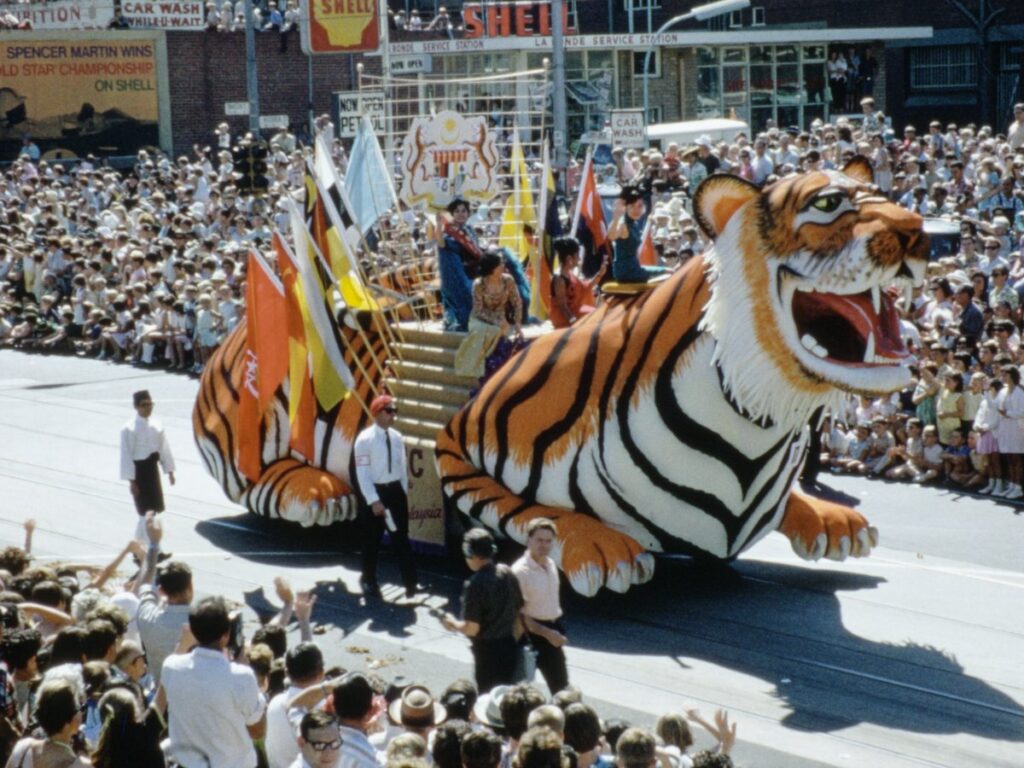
122;1;205;29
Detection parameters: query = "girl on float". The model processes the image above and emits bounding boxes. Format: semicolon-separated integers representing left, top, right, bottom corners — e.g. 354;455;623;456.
435;197;482;332
608;185;671;284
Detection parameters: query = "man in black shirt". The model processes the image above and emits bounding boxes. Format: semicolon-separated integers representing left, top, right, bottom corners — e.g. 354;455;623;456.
442;529;524;692
695;136;720;176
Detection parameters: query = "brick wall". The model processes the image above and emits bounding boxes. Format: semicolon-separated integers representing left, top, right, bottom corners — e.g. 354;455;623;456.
166;30;368;155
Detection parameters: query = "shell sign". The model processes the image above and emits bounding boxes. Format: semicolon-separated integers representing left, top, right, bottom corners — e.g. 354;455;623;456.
399;111;501;211
305;0;379;53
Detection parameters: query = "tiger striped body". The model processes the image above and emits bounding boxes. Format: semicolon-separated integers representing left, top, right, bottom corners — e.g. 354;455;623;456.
439;260;807;562
438;160;929;595
193;311;386;525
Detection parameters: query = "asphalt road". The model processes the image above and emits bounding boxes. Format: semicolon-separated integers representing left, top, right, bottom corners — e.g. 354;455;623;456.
0;350;1021;767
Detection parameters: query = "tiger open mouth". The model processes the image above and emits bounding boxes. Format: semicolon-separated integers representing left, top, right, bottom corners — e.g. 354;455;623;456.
791;284;909;367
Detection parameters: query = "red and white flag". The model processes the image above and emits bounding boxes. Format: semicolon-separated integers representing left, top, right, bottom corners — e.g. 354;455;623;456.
570;151;610;277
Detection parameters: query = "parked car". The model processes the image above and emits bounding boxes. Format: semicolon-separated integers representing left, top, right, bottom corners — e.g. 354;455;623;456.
922;217;960;262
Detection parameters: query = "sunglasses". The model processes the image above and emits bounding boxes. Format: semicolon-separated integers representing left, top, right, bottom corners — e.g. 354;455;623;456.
307;737;342;752
138;401;154;407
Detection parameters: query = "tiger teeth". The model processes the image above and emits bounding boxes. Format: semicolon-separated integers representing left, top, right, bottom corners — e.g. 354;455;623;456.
801;334;828;358
871;285;881;314
864;332;875;362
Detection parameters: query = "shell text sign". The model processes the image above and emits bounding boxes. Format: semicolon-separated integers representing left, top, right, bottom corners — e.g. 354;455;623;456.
307;0;379;53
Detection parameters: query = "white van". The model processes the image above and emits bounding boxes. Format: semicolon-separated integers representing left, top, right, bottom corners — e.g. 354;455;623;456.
646;118;750;150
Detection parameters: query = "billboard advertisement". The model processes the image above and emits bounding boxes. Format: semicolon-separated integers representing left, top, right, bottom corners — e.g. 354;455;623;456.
0;38;160;159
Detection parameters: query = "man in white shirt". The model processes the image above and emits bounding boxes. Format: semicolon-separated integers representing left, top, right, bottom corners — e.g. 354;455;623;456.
161;596;267;768
119;390;175;546
1008;103;1024;152
289;710;343;768
353;395;418;599
511;518;569;695
266;642;326;768
751;139;774;185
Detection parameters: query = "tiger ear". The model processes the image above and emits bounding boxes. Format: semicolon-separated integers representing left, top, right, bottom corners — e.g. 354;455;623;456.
842;156;874;184
692;175;760;239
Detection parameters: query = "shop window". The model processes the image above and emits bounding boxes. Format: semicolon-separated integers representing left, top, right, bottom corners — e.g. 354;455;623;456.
909;46;976;90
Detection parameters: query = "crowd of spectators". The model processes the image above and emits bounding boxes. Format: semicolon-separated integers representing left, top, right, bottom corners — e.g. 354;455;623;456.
0;514;741;767
0;123;337;374
0;0;301;33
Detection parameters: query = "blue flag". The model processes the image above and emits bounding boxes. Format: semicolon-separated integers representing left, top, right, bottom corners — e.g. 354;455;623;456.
344;115;398;235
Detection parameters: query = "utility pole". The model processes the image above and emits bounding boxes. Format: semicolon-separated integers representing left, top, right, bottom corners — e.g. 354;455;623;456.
244;0;261;137
551;0;568;192
642;0;749;124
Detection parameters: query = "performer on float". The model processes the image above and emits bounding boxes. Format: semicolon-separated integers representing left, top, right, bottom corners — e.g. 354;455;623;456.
435;198;482;332
608;185;670;284
548;236;607;329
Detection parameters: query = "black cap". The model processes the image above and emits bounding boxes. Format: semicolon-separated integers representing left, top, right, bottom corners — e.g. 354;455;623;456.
133;390;152;406
618;184;643;203
462;528;497;559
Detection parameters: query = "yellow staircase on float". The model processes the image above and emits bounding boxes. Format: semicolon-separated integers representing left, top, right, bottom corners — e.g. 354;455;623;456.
387;324;476;446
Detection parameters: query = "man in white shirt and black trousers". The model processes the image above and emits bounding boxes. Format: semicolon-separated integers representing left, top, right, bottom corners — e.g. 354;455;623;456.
120;389;175;548
353;394;419;600
512;518;569;694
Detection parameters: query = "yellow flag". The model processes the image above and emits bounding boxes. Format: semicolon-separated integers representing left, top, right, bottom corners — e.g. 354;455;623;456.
287;199;356;411
498;129;536;261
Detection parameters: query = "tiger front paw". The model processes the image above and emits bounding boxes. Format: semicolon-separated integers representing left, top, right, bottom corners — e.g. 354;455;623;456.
779;491;878;562
510;514;655;596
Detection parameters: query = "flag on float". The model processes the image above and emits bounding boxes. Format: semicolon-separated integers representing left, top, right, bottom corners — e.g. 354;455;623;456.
532;138;560;322
309;137;377;311
570;150;610;277
237;248;289;481
286;197;357;412
274;232;317;461
344;114;399;236
638;220;657;266
498;127;536;262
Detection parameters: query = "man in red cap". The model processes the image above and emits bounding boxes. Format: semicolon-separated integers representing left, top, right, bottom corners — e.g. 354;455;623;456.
353;394;419;599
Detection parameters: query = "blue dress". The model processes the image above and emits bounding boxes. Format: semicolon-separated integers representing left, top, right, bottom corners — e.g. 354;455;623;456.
612;215;670;283
439;226;479;331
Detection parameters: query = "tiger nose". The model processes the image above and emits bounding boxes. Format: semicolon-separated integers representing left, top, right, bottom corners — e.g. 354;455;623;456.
860;205;928;259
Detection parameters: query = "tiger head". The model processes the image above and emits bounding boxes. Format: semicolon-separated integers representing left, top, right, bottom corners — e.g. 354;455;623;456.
693;158;928;430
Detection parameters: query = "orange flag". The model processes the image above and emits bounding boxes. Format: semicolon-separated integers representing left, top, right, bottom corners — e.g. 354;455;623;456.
638;221;657;267
237;249;289;481
275;233;317;462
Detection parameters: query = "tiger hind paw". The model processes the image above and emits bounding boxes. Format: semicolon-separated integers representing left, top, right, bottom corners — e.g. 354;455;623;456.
780;490;879;562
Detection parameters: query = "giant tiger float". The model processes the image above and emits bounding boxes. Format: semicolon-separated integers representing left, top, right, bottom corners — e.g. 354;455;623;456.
193;157;928;595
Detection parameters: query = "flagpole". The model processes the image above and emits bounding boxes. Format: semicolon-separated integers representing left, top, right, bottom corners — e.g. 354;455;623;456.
570;147;593;237
279;226;374;420
296;214;392;395
307;151;404;359
306;157;403;361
